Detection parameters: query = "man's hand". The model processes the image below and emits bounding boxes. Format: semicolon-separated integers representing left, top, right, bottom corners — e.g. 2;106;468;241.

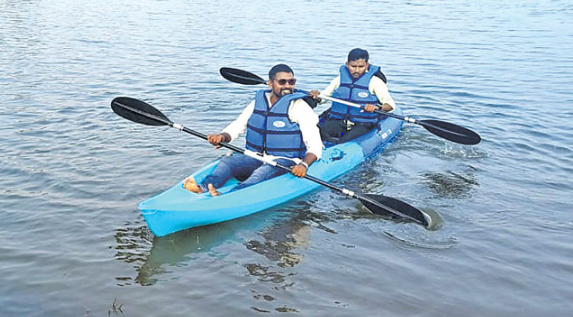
292;153;316;178
207;133;230;148
291;163;308;178
309;90;322;101
363;104;380;112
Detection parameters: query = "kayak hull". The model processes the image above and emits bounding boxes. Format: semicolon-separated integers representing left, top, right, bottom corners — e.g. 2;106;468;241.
139;109;404;237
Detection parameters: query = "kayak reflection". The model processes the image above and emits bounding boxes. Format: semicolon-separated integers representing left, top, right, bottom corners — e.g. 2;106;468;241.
133;214;273;286
244;205;324;269
114;201;332;286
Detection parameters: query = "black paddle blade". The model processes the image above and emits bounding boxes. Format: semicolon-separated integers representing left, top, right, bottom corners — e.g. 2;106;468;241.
419;119;481;145
111;97;171;126
220;67;266;85
360;194;431;227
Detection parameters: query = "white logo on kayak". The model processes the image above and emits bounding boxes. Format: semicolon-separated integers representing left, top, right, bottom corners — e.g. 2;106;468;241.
358;92;369;98
273;121;286;128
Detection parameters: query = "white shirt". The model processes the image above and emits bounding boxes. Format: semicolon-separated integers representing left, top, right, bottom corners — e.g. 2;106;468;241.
320;71;396;111
222;92;323;162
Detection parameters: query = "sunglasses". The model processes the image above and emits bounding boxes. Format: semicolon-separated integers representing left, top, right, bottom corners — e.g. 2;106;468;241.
275;78;297;85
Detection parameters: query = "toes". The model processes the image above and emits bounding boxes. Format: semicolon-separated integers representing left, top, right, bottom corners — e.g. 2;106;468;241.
183;177;202;193
207;184;220;197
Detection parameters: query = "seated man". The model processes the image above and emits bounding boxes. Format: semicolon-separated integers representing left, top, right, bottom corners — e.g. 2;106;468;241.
184;64;323;196
311;48;395;144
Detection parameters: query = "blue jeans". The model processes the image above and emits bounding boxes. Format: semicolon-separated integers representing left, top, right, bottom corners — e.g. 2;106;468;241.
200;154;296;192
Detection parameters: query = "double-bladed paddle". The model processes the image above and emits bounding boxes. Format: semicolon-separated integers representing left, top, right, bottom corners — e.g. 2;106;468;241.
220;67;481;145
111;96;433;228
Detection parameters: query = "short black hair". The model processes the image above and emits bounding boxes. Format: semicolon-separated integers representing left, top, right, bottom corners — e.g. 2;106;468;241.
269;64;294;80
347;48;369;62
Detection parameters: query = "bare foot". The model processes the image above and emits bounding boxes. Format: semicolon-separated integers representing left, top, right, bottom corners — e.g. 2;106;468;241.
207;183;220;197
183;177;203;194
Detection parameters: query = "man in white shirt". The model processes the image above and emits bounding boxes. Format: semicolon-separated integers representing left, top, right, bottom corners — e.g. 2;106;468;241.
311;48;395;144
184;64;323;196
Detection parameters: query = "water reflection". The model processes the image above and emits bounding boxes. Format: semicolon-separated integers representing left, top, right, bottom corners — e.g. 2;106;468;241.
244;204;327;268
125;213;272;286
132;225;238;286
113;200;336;288
243;202;327;314
113;215;255;286
245;224;310;269
422;169;479;198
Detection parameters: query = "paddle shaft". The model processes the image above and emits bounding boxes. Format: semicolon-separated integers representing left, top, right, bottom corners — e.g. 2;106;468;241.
317;94;413;122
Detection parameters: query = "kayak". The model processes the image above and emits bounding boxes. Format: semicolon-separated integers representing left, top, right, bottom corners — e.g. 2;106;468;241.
138;108;404;237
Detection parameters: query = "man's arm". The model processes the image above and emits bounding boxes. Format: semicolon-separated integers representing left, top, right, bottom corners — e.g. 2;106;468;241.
219;100;255;141
289;99;323;177
309;76;340;102
368;76;395;112
207;100;255;148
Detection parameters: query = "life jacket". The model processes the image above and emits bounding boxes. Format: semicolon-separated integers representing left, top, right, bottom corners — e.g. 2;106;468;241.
329;64;382;124
245;89;307;158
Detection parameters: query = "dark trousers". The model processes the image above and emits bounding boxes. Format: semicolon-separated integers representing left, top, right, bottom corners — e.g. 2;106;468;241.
319;119;374;144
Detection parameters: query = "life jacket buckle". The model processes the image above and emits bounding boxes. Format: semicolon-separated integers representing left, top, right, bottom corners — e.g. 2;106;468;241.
344;119;355;130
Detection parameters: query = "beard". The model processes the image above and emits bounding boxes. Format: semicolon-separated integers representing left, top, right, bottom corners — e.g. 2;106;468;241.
273;88;293;98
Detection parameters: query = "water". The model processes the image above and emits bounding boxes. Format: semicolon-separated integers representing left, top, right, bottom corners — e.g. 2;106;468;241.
1;0;572;316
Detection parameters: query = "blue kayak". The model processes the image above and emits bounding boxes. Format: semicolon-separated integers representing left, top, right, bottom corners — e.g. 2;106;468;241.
138;108;404;237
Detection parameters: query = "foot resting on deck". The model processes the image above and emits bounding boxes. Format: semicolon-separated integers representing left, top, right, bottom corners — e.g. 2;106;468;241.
183;177;203;194
207;184;220;197
183;177;221;197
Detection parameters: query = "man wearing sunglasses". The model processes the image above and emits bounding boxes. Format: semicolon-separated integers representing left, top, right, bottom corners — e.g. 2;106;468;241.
184;64;322;196
310;48;395;144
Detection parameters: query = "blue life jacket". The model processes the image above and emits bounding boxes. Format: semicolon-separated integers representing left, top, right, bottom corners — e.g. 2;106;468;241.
329;64;382;124
245;89;307;158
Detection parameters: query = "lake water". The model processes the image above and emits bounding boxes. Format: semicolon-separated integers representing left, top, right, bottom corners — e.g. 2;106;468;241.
1;0;572;316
